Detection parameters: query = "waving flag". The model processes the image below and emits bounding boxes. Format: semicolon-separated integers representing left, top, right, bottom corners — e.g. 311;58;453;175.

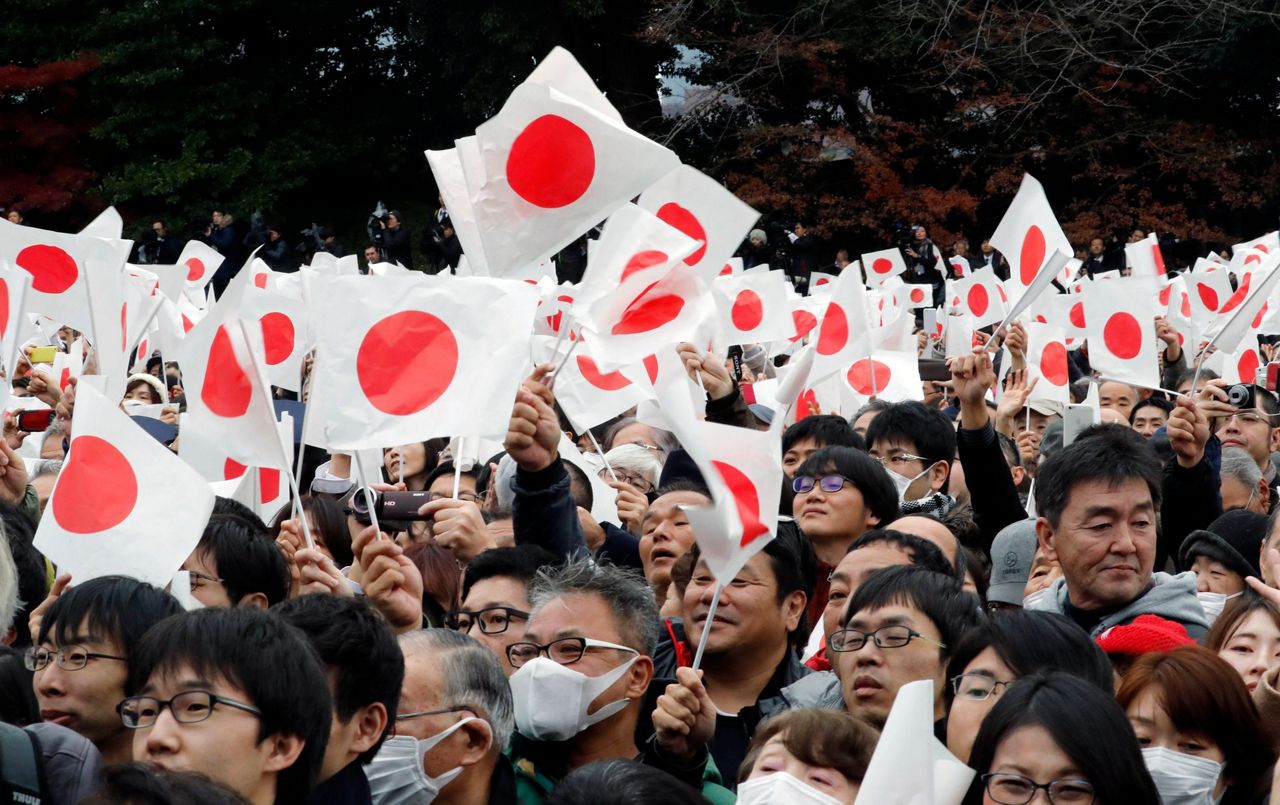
989;174;1073;294
1083;276;1159;389
860;248;908;285
0;219;130;332
713;270;793;345
637;165;760;283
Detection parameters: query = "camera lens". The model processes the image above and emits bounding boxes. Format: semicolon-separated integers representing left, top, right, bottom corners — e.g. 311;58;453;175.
1228;384;1252;408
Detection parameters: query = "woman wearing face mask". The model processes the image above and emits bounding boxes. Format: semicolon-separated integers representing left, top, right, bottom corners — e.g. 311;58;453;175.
1117;646;1274;805
963;670;1159;805
1205;591;1280;695
1178;510;1267;623
736;709;879;805
944;611;1114;763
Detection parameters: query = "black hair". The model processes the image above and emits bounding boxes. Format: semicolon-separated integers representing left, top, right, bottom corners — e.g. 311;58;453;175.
943;610;1113;710
1129;395;1174;425
782;414;865;454
1034;424;1161;527
273;595;403;764
794;446;900;527
962;671;1159;805
1177;367;1218;390
0;500;45;647
545;759;709;805
995;431;1021;469
844;565;981;660
961;545;990;602
563;460;594;511
127;607;331;805
39;576;182;658
81;762;250;805
462;545;560;601
423;461;478;495
211;496;268;530
270;495;354;569
847;528;954;577
865;401;957;492
653;478;712;500
196;515;290;607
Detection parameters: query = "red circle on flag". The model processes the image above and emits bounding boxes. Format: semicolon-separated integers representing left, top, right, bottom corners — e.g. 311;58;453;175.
261;312;295;366
254;273;268;289
1069;302;1085;329
54;435;138;533
202;326;253;417
621;250;668;281
731;290;764;331
186;258;205;282
791;310;818;342
120;303;128;352
1020;225;1046;286
872;257;893;274
577;355;632;391
1254;303;1269;330
847;359;891;395
1246;253;1262;266
182;313;195;333
910;288;925;304
506;114;595;209
224;458;248;480
967;285;990;317
17;244;78;293
1102;312;1143;359
0;278;10;335
816;303;848;355
260;469;281;504
1041;342;1068;386
1197;282;1219;311
357;310;458;415
1221;273;1251;314
719;263;733;277
1239;350;1261;384
642;354;659;384
1180;293;1191;318
1159;285;1172;306
656;203;708;265
711;460;768;546
817;277;831;286
611;283;684;335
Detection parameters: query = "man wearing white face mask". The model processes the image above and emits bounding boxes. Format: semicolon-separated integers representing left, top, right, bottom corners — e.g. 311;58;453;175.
866;401;957;521
365;629;516;804
506;560;735;803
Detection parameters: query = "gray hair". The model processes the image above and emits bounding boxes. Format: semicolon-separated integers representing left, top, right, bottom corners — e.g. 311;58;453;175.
527;560;660;655
31;459;62;479
1221;447;1263;490
399;629;514;751
0;522;18;638
603;418;679;460
493;454;517;518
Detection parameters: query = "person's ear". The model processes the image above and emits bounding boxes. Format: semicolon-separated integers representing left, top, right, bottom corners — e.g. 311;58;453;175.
1010;466;1026;488
783;589;807;632
1258;479;1271;512
929;460;950;493
1036;516;1057;563
262;732;306;774
237;592;270;610
455;718;493;766
349;702;389;756
625;656;654;699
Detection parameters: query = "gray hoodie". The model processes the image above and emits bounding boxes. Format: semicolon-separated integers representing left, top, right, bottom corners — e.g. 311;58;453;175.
1028;570;1209;640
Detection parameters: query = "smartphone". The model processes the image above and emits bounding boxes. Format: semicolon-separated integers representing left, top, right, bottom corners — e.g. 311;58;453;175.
28;346;56;364
16;409;54;432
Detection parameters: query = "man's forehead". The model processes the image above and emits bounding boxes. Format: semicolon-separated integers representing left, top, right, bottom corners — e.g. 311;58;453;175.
848;603;926;628
650;490;708;514
870;437;916;455
528;592;611;634
1063;477;1153;512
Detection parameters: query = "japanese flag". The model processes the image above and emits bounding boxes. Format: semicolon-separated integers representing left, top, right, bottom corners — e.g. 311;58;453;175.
1201;252;1280;357
309;275;538;449
989;174;1073;293
861;248;908;285
178;302;289;471
713;270;793;345
176;240;223;307
426;139;492;276
949;256;970;278
1025;320;1071;405
238;287;308;392
532;281;579;340
809;272;839;293
1125;233;1166;278
0;263;31;379
809;269;872;384
0;219;130;333
1186;259;1232;326
466;80;679;276
1231;233;1279;273
637;164;760;283
841;350;923;405
80;207;124;239
178;411;290;521
577;262;715;370
1083;276;1159;389
575;203;699;310
1211;339;1264;386
541;337;653;433
33;383;215;587
950;268;1009;329
894;283;933;310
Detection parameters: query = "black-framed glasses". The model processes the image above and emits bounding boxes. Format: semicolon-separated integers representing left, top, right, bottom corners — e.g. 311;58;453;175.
444;606;529;635
187;570;223;589
505;636;638;669
391;705;470;736
428;490;480;504
951;673;1015;701
791;474;856;494
25;646;127;672
982;772;1094;804
828;624;946;653
117;690;262;729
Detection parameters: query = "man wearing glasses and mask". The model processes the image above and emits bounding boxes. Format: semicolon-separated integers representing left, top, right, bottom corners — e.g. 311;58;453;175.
30;575;181;765
444;545;556;676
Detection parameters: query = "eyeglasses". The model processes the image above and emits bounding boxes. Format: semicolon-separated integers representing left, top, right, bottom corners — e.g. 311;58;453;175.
873;452;928;468
506;636;638;669
444;606;529;635
1222;410;1273;427
612;472;654;493
982;772;1094;804
428;491;480;504
25;646;127;672
117;690;262;729
827;624;946;653
951;673;1015;701
187;570;223;590
792;474;856;494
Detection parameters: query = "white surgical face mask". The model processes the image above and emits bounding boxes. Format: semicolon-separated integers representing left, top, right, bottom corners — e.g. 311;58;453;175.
510;655;638;741
737;772;846;805
889;463;935;504
365;717;481;805
1022;587;1052;610
1141;746;1223;805
1196;590;1242;624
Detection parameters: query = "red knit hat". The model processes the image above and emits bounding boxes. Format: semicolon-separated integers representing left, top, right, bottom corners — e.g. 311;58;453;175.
1095;614;1195;656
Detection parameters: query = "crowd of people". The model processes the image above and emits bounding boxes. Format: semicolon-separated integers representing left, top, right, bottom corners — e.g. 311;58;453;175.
0;271;1279;804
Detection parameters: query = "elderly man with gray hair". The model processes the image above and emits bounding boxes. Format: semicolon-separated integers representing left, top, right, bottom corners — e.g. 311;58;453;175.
366;628;517;803
1220;446;1271;514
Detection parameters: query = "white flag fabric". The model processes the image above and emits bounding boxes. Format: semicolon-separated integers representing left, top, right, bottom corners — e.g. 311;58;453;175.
809;269;872;384
544;338;653;433
949;268;1008;329
175;240;223;307
1200;252;1280;356
637;164;759;283
0;263;31;379
1025;320;1071;405
0;219;130;333
238;286;308;392
712;270;793;345
858;680;974;805
574;203;699;311
1125;233;1167;278
841;350;923;405
989;174;1073;292
577;261;715;370
34;384;215;587
310;275;538;449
